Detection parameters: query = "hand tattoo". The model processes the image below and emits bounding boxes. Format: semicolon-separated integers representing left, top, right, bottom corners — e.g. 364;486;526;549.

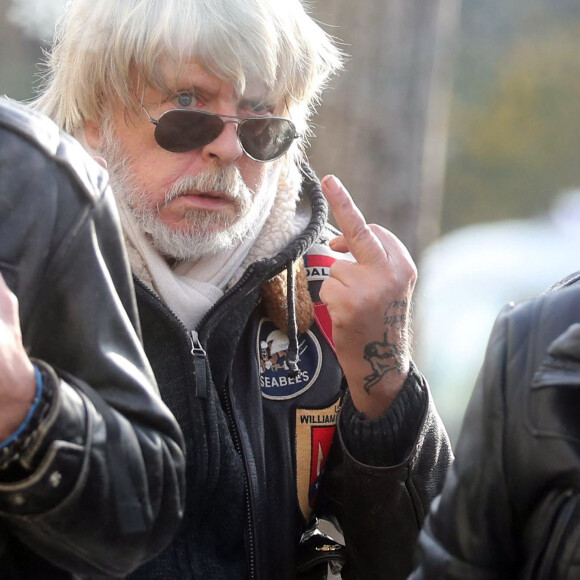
362;333;404;393
383;300;407;329
362;301;409;394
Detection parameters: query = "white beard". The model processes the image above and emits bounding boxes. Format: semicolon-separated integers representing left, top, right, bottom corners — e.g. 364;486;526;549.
98;128;278;261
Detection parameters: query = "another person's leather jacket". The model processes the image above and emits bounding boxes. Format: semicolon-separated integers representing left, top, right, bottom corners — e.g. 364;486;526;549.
411;272;580;579
0;98;186;579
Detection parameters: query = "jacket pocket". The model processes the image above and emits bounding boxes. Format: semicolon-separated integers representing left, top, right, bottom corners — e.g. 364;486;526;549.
521;488;580;579
529;357;580;444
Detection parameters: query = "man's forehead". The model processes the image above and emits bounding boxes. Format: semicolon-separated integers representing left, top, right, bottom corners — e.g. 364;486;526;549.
155;57;271;102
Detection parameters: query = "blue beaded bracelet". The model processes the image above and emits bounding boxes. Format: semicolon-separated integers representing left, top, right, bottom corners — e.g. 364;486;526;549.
0;365;44;449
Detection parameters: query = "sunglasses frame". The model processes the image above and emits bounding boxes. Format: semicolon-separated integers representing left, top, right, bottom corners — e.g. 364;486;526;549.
141;105;299;163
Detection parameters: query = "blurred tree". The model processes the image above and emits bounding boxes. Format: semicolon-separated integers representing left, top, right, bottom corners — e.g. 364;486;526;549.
443;21;580;232
306;0;461;258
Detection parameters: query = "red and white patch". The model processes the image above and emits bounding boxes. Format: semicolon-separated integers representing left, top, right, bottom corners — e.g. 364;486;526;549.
295;400;340;520
304;254;338;354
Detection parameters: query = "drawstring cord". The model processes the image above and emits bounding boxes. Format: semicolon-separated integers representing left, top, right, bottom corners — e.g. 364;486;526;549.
286;260;300;376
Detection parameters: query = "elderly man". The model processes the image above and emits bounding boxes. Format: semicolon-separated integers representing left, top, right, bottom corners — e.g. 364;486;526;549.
36;0;452;577
0;97;185;579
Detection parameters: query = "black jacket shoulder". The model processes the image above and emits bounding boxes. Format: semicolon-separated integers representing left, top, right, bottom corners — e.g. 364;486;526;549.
0;97;106;206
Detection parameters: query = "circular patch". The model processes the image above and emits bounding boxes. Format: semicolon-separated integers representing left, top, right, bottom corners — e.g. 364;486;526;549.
257;318;322;400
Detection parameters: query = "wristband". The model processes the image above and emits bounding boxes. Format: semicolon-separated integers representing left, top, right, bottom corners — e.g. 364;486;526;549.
0;366;43;449
0;364;54;468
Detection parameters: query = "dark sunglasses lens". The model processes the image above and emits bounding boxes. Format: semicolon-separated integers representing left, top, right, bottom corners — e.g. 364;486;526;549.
154;109;224;153
238;118;296;161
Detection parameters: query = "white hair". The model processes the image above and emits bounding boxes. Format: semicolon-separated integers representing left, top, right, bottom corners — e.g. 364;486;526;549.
34;0;343;152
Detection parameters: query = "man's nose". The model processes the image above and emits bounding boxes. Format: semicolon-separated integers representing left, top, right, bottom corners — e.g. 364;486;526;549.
201;118;244;163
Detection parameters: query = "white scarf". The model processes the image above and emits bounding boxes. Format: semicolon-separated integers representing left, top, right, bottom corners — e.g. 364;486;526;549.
119;164;310;330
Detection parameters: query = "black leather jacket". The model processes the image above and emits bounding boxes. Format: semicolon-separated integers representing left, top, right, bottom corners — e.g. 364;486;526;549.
128;166;453;580
0;98;185;579
411;273;580;579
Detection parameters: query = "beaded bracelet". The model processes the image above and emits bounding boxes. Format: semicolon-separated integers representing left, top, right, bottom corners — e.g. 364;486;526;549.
0;364;54;469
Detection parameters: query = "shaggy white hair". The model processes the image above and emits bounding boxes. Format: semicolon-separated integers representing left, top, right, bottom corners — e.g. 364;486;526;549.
34;0;343;160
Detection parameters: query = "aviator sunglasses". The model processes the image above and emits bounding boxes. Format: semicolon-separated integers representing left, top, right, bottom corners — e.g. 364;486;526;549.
141;105;299;162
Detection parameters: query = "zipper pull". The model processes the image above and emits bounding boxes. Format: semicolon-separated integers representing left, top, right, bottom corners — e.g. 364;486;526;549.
190;330;208;398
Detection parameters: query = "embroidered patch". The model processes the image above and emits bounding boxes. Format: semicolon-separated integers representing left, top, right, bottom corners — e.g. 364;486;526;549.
303;254;337;352
257;318;322;400
295;401;340;520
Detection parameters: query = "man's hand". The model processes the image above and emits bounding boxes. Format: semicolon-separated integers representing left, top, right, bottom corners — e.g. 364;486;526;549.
319;175;417;419
0;273;36;441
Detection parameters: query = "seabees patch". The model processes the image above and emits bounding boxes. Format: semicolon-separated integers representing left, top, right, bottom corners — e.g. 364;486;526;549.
296;400;340;520
257;318;321;400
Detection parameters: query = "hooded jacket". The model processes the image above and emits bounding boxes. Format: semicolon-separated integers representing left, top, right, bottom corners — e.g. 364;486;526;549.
0;98;186;579
128;164;453;580
411;272;580;579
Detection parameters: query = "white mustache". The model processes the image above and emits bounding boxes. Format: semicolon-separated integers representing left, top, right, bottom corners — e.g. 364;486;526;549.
162;165;251;208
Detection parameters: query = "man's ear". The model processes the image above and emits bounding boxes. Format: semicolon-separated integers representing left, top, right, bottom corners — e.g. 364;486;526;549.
85;120;101;150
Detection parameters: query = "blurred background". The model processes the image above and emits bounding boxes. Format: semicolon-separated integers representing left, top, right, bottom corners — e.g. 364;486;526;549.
3;0;580;444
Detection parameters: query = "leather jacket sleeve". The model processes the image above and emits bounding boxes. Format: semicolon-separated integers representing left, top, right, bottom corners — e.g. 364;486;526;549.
411;280;580;579
316;363;453;579
0;101;186;577
410;307;515;579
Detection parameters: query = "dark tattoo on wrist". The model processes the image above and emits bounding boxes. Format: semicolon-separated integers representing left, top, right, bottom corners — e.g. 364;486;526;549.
383;300;408;329
362;333;404;394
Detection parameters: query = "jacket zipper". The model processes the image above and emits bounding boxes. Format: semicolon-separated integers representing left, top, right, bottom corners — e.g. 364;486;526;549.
189;330;207;398
134;278;258;577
